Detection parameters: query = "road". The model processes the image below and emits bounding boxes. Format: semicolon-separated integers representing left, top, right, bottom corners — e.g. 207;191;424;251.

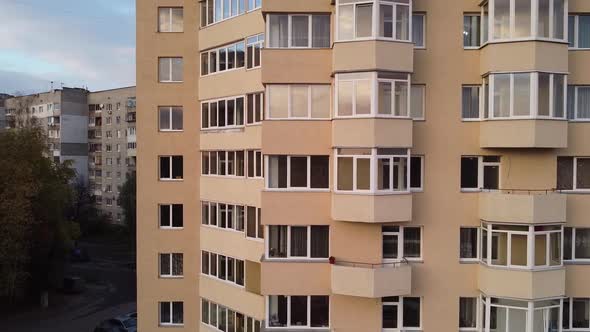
0;237;136;332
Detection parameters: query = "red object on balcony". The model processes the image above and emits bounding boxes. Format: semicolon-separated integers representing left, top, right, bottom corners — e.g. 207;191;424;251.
329;256;335;265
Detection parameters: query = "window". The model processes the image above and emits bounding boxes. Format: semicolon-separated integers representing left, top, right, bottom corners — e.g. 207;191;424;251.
159;57;183;82
201;201;251;233
267;85;331;119
267;295;329;328
412;14;425;48
267;225;329;259
481;296;560;332
201;96;245;129
464;14;481;47
201;40;245;76
159;7;183;32
410;85;425;120
382;296;422;330
481;0;566;41
459;297;478;331
267;156;330;190
268;14;330;48
569;15;590;49
382;226;422;261
566;86;590;120
159;301;183;326
200;0;259;27
159;107;183;131
557;157;590;191
247;92;264;124
337;72;416;118
563;297;590;330
246;34;264;69
410;156;424;191
202;151;245;177
160;156;183;180
480;223;562;268
246;206;263;239
336;148;411;193
460;227;479;261
460;156;500;191
564;227;590;261
462;86;481;119
247;150;263;178
201;251;245;287
202;299;262;331
337;0;411;41
159;204;183;228
159;253;183;277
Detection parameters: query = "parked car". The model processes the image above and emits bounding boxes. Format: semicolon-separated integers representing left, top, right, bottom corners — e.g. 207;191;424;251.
94;312;137;332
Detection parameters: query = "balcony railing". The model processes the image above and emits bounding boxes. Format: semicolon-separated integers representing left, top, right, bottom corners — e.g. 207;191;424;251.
479;188;566;224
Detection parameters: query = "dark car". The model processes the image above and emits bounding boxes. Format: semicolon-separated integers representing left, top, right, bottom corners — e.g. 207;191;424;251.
94;312;137;332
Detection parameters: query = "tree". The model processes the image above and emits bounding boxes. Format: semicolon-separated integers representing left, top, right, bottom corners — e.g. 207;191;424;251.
119;172;136;243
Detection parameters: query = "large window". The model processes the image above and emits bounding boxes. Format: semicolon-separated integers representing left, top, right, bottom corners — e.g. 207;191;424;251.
159;106;183;131
267;225;329;259
246;34;264;69
201;40;246;76
267;295;329;328
201;251;245;287
569;15;590;49
557;157;590;191
337;0;411;41
566;86;590;120
159;7;183;32
159;58;183;83
484;72;566;119
412;14;425;48
480;296;561;332
463;14;481;48
382;226;422;261
201;151;245;177
562;298;590;330
160;301;184;326
159;204;183;229
200;0;260;27
382;296;422;330
336;148;418;193
267;14;331;48
563;227;590;262
159;253;183;277
267;85;331;119
202;299;262;332
481;0;566;42
480;223;562;269
160;156;183;180
460;156;500;191
459;297;478;331
201;96;245;129
266;156;330;190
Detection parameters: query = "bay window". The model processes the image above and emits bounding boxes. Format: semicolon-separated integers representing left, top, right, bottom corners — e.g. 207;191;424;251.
267;225;329;259
569;15;590;49
267;85;331;119
562;298;590;330
557;157;590;191
563;227;590;261
480;223;562;269
566;86;590;120
382;225;422;260
480;296;561;332
201;96;245;129
337;0;412;41
480;0;567;42
267;14;331;48
382;296;422;330
266;155;330;190
268;295;329;328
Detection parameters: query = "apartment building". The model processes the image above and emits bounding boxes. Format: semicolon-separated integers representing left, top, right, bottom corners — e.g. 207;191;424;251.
88;87;137;224
137;1;590;331
4;88;89;180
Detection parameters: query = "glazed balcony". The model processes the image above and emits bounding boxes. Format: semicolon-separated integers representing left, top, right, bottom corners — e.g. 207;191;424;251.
332;193;412;223
479;189;566;224
331;260;411;298
262;191;331;226
480;41;568;75
333;40;414;73
261;49;332;84
261;261;331;295
478;264;565;300
332;118;413;148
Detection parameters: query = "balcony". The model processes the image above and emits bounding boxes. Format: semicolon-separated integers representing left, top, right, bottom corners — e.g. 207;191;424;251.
332;118;413;148
261;261;331;295
262;191;331;225
480;40;568;75
262;121;331;155
262;0;332;13
261;49;332;84
331;260;411;298
126;112;136;122
478;264;565;300
480;119;568;148
479;190;566;224
333;40;414;73
332;193;412;223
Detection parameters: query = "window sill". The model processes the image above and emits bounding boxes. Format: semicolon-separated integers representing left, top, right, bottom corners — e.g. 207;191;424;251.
559;190;590;195
564;260;590;265
159;275;184;279
246;236;264;243
159;129;184;133
201;126;246;133
568;119;590;123
459;259;480;264
200;274;245;289
159;179;184;182
262;257;329;263
159;323;184;328
159;227;184;231
568;48;590;51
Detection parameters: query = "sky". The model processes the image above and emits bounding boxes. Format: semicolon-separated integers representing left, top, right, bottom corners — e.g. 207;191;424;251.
0;0;135;95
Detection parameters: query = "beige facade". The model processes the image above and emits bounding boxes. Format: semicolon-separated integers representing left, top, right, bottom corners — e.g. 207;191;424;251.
137;1;590;332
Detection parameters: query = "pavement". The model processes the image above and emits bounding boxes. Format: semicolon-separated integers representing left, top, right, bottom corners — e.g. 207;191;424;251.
0;237;137;332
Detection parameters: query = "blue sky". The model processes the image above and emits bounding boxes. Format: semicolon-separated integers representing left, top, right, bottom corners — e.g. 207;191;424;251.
0;0;135;94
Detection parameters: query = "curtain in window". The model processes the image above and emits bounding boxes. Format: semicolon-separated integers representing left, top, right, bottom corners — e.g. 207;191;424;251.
579;16;590;48
356;4;373;38
269;15;288;47
403;228;421;258
567;86;576;119
311;226;329;258
577;87;590;119
412;15;424;46
577;158;590;190
290;227;308;257
291;16;309;47
269;225;287;258
462;87;479;119
575;229;590;259
312;16;330;47
459;298;477;328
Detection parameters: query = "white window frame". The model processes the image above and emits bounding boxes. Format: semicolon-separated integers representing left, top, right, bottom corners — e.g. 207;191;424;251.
335;148;411;194
246;92;264;125
265;225;330;261
460;156;501;192
568;14;590;50
246;206;263;241
201;201;246;234
201;150;246;178
159;57;183;83
336;0;413;42
159;106;183;132
562;297;590;331
159;204;183;230
158;7;183;33
564;227;590;262
159;301;184;326
246;33;264;70
247;150;264;179
159;253;183;278
480;296;563;332
410;155;424;192
201;250;246;288
266;85;332;120
463;13;482;49
265;295;330;329
382;296;423;331
201;298;262;331
265;155;330;191
266;14;331;49
459;297;480;332
382;226;423;262
412;13;426;48
200;40;246;77
201;0;254;28
410;84;426;120
567;86;590;121
461;85;483;121
558;157;590;192
159;155;183;181
459;227;481;263
201;95;246;130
